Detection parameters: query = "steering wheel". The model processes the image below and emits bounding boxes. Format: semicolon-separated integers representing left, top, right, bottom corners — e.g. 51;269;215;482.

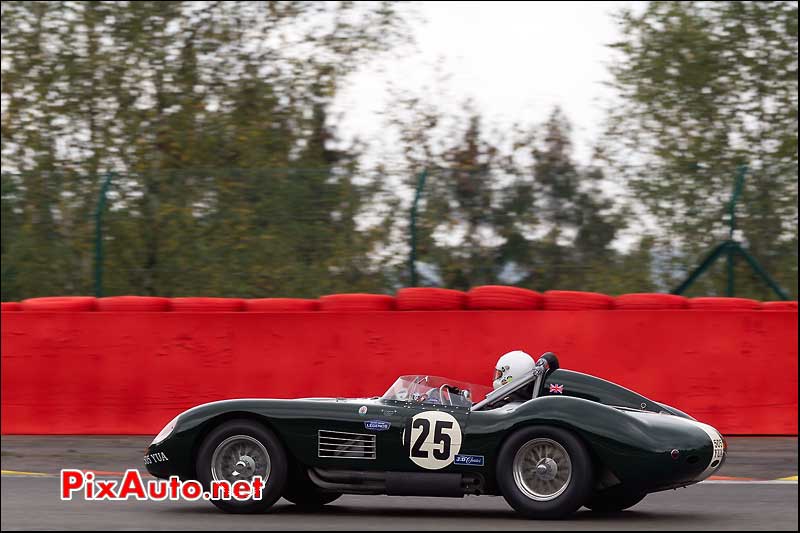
408;376;428;403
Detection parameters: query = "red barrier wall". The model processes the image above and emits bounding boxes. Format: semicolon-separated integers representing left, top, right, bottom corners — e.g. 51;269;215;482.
1;310;797;435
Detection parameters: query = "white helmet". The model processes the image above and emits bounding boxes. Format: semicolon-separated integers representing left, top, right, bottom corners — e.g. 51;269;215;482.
493;350;535;390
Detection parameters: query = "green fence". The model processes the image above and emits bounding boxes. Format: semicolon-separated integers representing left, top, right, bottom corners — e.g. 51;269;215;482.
1;167;797;301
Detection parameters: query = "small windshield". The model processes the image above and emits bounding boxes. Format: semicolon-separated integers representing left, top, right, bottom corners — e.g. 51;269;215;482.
382;375;492;408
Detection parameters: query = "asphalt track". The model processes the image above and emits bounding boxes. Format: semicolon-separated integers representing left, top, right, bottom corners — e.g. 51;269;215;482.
2;436;797;530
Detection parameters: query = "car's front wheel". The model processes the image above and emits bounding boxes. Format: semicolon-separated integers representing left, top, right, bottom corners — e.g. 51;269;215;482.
196;419;288;513
496;426;593;519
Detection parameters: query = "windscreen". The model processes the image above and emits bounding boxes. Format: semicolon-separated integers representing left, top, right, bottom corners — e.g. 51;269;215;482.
382;375;492;407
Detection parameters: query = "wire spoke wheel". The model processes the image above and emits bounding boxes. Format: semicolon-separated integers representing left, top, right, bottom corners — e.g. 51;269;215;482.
512;438;572;501
211;434;271;485
197;420;288;514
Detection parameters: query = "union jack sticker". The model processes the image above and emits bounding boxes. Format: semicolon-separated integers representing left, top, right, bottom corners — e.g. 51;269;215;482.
549;384;564;394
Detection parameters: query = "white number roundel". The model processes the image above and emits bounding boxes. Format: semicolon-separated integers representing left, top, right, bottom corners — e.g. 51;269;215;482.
404;411;462;470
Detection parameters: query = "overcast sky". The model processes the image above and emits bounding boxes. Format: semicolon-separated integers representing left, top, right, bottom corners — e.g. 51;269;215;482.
335;0;641;166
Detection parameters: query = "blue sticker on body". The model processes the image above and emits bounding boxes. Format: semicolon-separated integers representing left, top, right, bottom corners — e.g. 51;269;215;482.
364;420;391;432
454;454;484;466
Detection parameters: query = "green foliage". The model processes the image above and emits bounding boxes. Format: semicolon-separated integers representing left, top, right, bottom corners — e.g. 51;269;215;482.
606;0;798;299
1;1;409;299
1;1;796;301
388;99;645;293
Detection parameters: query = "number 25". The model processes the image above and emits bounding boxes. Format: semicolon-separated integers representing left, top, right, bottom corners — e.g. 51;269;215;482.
410;419;453;460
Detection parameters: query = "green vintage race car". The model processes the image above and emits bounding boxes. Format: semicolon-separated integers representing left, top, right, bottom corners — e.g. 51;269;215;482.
144;352;726;518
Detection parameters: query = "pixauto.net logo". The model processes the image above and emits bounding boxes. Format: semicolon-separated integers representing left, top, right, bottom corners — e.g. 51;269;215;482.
60;469;265;502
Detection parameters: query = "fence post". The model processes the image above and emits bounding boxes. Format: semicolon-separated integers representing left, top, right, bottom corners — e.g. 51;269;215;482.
726;165;746;297
672;164;789;300
94;173;113;297
409;169;428;287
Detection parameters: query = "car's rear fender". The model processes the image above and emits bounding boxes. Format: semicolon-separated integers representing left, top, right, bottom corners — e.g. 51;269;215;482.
543;369;671;414
467;395;715;492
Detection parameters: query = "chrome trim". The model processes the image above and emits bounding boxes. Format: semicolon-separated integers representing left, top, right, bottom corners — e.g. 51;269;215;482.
319;429;374;438
318;436;374;444
472;358;548;411
439;385;452;406
318;430;376;459
318;441;372;446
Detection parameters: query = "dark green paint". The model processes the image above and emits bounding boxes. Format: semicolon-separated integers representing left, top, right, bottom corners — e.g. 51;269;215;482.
146;370;719;496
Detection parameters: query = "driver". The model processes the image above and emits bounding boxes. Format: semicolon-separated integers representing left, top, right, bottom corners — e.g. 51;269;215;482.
493;350;536;389
491;350;537;408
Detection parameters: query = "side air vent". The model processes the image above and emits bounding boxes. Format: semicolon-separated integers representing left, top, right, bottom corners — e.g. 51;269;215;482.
318;430;376;459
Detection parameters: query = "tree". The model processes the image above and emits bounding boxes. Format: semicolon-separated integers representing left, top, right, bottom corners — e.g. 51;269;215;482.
388;98;630;292
606;0;798;298
1;1;411;299
387;97;526;289
519;109;624;292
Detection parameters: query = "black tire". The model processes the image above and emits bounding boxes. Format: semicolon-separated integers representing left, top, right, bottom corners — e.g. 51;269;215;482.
196;419;288;513
585;487;646;512
496;426;593;519
283;466;341;507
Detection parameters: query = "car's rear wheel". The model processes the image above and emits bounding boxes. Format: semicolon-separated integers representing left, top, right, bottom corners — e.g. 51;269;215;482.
497;426;593;519
584;486;646;512
196;419;288;513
